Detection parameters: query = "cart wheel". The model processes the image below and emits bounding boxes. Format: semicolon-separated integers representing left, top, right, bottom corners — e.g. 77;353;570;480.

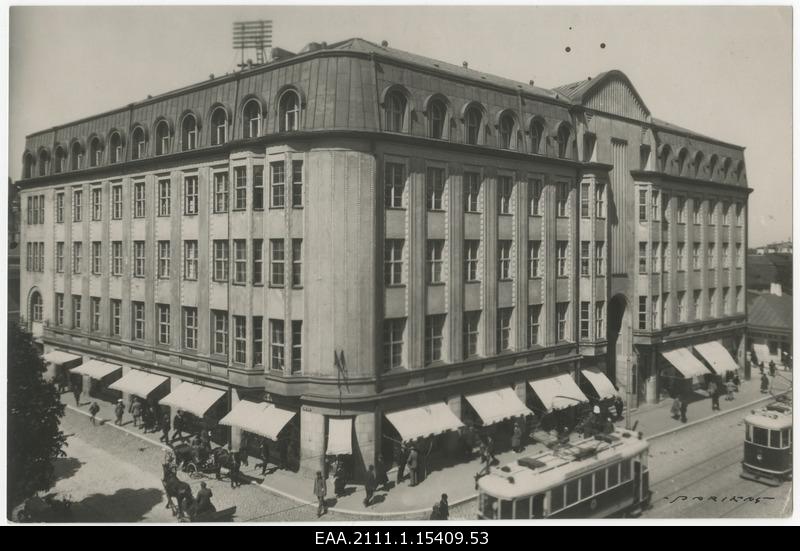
186;463;202;478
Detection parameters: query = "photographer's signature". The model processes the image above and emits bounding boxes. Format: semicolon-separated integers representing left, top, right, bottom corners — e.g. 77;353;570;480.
663;495;775;505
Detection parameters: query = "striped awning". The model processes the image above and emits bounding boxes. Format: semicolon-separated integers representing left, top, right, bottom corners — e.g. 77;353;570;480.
159;382;226;418
109;370;169;398
385;402;464;442
464;387;533;425
71;359;122;380
219;400;296;440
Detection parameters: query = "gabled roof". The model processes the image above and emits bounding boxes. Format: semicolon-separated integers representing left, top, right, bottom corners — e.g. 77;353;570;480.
553;69;651;119
747;291;793;331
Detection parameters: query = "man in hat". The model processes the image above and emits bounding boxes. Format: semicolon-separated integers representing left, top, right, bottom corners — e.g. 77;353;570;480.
160;411;171;443
438;493;449;520
363;464;377;507
89;401;100;425
131;398;143;429
195;481;214;516
313;471;327;517
171;410;185;442
114;399;125;426
407;446;419;487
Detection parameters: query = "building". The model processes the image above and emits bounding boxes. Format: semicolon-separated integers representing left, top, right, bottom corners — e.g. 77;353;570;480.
748;284;792;368
747;252;792;295
17;38;750;479
8;179;21;324
753;241;792;255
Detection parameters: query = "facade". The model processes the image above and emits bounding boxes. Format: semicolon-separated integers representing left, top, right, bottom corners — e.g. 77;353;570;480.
747;285;792;368
18;38;750;478
8;180;21;324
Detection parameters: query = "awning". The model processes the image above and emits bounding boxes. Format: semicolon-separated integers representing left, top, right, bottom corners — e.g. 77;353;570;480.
326;418;353;456
219;400;296;440
528;374;589;411
159;382;226;418
385;402;464;442
70;359;122;380
660;348;711;379
465;387;533;425
694;342;739;376
109;369;169;398
42;350;81;365
753;343;773;364
581;368;620;400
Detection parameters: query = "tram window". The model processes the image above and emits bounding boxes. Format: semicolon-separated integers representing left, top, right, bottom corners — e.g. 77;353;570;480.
550;486;564;512
769;430;781;448
782;429;791;447
608;464;619;487
515;497;530;519
753;427;769;446
579;474;593;500
500;499;513;519
745;424;752;442
594;470;607;493
566;480;579;506
640;451;648;468
481;494;497;518
532;494;545;519
620;460;631;482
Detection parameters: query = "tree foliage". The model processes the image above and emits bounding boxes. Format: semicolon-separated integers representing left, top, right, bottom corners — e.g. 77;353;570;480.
7;323;67;514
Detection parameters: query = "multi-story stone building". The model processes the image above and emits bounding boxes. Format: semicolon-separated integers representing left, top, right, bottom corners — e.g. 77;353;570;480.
18;38;750;478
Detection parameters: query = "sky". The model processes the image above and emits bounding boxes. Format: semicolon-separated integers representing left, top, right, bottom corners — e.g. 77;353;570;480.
7;4;793;247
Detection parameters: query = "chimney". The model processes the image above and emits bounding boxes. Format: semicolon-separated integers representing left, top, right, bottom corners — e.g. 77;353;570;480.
770;282;783;297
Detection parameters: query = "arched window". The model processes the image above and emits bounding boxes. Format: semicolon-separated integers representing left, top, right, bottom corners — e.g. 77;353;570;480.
677;148;689;176
427;99;447;139
658;145;671;173
385;91;407;133
279;91;301;132
530;118;545;154
556;123;573;158
155;120;171;156
22;153;35;179
211;107;228;145
70;142;83;171
464;105;483;145
29;291;43;323
693;151;704;178
735;160;745;181
54;146;67;174
721;157;732;180
89;137;103;167
498;112;517;149
181;114;198;151
707;154;719;180
243;99;262;139
132;126;146;160
38;150;50;177
109;132;123;164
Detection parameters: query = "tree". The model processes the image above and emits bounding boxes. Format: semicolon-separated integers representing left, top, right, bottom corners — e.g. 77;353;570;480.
7;322;67;515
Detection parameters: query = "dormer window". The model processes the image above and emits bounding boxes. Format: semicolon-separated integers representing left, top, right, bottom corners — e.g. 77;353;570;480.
132;126;146;160
658;145;671;173
109;132;123;164
70;142;83;170
243;99;262;139
38;150;50;177
530;119;545;154
155;120;170;156
427;99;446;139
498;112;517;149
279;91;301;132
211;107;228;145
181;114;198;151
465;105;482;145
693;151;704;178
55;146;66;173
677;148;689;176
385;91;407;133
89;137;103;167
556;123;573;158
22;153;34;179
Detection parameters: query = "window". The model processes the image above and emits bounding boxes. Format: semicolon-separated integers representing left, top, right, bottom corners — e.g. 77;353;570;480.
708;200;717;224
213;171;229;213
211;107;228;145
556;241;569;277
253;164;265;210
595;301;605;337
638;296;648;330
498;241;512;280
91;241;101;275
707;242;715;268
427;240;444;284
677;242;686;270
184;175;198;215
55;293;64;326
56;192;64;223
132;127;146;160
693;200;702;224
72;242;82;274
91;188;102;221
55;148;67;173
270;319;285;370
111;185;122;220
253;239;264;285
723;287;730;315
132;301;145;340
463;312;480;358
384;239;404;285
651;190;660;221
722;202;730;226
580;241;590;276
154;240;170;278
72;295;82;328
233;167;246;210
291;320;303;373
692;242;701;269
426;167;445;211
72;189;83;222
556;183;570;217
693;290;702;319
270;161;285;208
498;176;513;214
736;203;744;226
530;119;545;154
109;299;121;336
736;244;743;267
595;183;606;219
424;314;446;364
292;160;303;207
279;91;301;132
708;288;716;317
233;317;247;364
181;115;197;151
270;239;285;286
677;291;686;321
651;295;659;329
676;197;686;223
639;189;647;222
385;91;407;132
736;286;743;313
155;121;170;156
133;181;145;218
465;105;482;145
89;138;102;167
291;239;303;287
213;240;229;282
227;240;246;285
89;297;100;331
183;307;198;349
427;99;446;139
212;311;228;355
556;124;572;158
383;318;405;371
108;132;122;164
581;183;590;218
595;241;605;276
652;242;660;273
556;302;569;342
529;178;543;216
663;242;670;272
499;113;516;149
528;241;541;278
497;308;513;352
158;304;170;345
464;172;481;212
56;242;64;273
243;99;262;138
527;305;541;347
464;240;479;282
183;240;198;280
385;162;406;208
131;241;144;277
253;317;264;366
111;241;122;275
70;142;83;171
158;178;171;216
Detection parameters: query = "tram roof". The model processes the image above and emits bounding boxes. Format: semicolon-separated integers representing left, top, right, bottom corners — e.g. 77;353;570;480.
744;402;793;431
478;429;648;500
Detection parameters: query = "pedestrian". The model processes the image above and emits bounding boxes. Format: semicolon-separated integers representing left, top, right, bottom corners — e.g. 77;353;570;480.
725;380;736;401
363;464;376;507
333;455;346;496
761;372;770;394
89;401;100;425
679;395;688;423
131;398;143;428
395;442;408;484
769;360;776;377
229;447;241;489
439;493;449;520
71;383;81;407
733;372;741;392
114;398;125;425
313;471;327;517
486;435;497;465
259;438;271;475
196;481;214;515
160;412;171;443
708;380;720;411
375;454;389;492
171;410;185;442
759;362;765;376
429;503;441;520
239;433;249;468
478;442;491;477
511;422;523;453
407;445;419;487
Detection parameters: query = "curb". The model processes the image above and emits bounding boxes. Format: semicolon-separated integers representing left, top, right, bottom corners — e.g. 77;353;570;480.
65;404;171;451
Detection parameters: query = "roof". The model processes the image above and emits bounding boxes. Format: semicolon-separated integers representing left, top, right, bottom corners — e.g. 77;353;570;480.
747;291;792;331
747;253;793;293
744;402;792;431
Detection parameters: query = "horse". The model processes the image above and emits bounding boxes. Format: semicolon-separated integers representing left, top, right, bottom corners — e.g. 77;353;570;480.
162;469;193;519
208;447;236;480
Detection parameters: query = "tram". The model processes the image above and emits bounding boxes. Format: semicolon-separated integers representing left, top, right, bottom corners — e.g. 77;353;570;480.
477;428;650;519
741;398;792;486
